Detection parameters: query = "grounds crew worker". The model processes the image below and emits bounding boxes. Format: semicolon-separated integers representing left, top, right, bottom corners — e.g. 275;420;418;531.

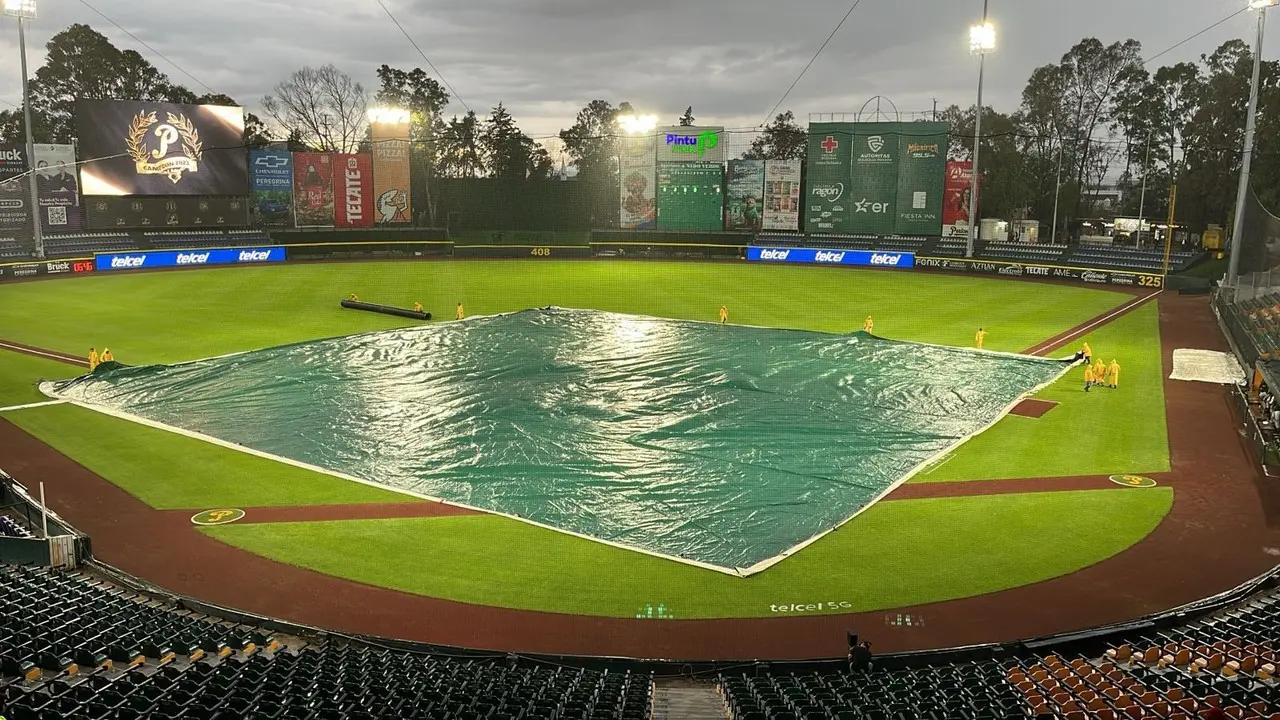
101;348;114;363
719;305;728;324
413;301;424;313
456;302;465;320
88;347;99;371
975;327;987;350
1107;359;1121;389
864;315;874;333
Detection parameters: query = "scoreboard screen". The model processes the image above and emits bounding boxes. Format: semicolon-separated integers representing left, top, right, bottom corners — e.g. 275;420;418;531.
85;196;250;230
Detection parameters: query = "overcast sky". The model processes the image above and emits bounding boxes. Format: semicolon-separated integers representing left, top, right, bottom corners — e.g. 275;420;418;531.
0;0;1272;152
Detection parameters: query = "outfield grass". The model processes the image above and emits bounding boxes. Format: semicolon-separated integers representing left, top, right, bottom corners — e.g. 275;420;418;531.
919;301;1169;482
7;403;413;508
0;261;1129;364
0;352;79;407
204;487;1173;619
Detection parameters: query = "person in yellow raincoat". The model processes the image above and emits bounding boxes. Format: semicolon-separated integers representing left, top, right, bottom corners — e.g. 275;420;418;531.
719;305;729;325
101;348;114;363
1082;342;1093;365
864;315;874;333
1084;363;1095;392
456;302;465;320
348;293;359;301
1093;358;1106;385
975;327;987;349
1107;359;1120;389
87;347;99;371
413;301;424;313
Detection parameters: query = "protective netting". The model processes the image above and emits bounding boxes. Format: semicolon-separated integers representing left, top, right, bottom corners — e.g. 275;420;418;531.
43;308;1072;574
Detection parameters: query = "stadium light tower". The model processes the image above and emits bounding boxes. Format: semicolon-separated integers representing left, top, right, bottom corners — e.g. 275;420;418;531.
1227;0;1275;288
366;107;411;125
3;0;43;260
617;114;658;135
966;1;995;259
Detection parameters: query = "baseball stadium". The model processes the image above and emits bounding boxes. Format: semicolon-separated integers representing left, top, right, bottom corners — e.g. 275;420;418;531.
2;32;1280;720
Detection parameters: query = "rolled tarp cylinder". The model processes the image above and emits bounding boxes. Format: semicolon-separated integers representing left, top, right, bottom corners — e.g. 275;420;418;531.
340;299;432;320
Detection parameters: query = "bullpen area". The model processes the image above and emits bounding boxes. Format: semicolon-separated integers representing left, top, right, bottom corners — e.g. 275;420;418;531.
0;259;1275;660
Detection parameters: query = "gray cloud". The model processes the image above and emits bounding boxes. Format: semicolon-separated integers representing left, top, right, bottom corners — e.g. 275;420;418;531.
0;0;1273;145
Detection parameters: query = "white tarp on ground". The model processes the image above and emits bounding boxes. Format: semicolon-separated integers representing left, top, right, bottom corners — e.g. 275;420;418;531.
1169;349;1246;384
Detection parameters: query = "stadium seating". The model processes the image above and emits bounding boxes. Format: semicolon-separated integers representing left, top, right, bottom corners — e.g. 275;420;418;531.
1065;244;1200;274
0;236;31;261
720;580;1280;719
143;229;272;249
0;516;32;538
1232;294;1280;357
979;242;1070;265
0;563;653;720
43;232;137;257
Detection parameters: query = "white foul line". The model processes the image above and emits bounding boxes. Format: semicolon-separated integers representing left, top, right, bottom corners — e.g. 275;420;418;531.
0;341;85;365
1031;290;1162;357
0;400;68;413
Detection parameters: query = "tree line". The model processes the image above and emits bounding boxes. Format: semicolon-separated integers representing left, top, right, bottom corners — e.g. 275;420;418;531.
2;25;1276;234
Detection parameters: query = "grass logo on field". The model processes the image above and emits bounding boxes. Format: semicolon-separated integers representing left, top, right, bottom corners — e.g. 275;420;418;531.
1109;474;1157;488
191;508;246;526
635;604;675;620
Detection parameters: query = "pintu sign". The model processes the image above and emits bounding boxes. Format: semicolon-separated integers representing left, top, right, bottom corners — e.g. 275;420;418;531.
747;246;915;269
96;247;287;271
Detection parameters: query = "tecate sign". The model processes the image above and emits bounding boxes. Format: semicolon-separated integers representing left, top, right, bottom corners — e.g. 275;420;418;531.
747;247;915;269
96;247;287;271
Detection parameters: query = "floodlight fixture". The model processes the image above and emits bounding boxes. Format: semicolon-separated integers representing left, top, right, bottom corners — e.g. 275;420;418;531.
1;0;36;19
969;22;996;55
1249;0;1276;10
618;114;659;135
367;107;411;124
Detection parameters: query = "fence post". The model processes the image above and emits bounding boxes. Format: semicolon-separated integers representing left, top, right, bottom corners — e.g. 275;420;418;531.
38;482;48;538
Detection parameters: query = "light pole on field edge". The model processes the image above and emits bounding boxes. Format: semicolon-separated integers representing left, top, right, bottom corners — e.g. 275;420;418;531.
967;1;995;259
3;0;44;260
1227;0;1275;289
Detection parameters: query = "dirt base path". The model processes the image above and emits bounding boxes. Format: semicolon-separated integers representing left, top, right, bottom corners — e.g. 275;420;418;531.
1;293;1278;661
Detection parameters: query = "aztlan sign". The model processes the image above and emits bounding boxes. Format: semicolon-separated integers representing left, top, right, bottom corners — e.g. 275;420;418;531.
657;126;725;163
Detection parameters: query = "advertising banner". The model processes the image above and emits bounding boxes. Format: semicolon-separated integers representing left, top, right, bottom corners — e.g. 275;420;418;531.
725;160;765;232
75;100;248;196
914;255;1164;289
292;153;335;228
0;144;30;233
655;161;724;232
747;247;915;269
894;123;947;236
249;150;294;228
333;153;374;228
805;122;854;232
32;144;83;232
370;120;412;224
95;247;286;272
943;161;973;238
619;135;656;230
656;126;725;164
847;123;901;235
0;257;94;280
762;160;801;231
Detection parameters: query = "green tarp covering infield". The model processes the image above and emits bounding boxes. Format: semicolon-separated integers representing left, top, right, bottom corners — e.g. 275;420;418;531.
42;309;1072;575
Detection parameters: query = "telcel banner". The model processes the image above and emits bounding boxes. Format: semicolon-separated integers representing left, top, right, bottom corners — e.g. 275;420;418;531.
747;246;915;269
96;247;286;271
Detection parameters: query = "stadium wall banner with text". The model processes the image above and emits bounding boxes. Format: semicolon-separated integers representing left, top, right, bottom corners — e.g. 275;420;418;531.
848;123;901;235
292;153;335;228
619;135;656;229
95;247;286;272
725;160;765;232
75;100;248;196
656;126;726;164
655;161;724;232
32;144;84;232
747;246;915;269
762;160;801;231
333;153;374;228
0;144;31;232
249;150;294;228
894;123;947;236
914;255;1164;289
370;121;412;224
0;257;94;280
805;122;855;233
943;161;973;238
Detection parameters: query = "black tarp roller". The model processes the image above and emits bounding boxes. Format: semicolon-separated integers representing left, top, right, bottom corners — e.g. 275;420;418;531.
340;299;432;320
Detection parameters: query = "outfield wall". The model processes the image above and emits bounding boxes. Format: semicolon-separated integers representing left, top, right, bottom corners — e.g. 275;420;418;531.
0;239;1164;291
